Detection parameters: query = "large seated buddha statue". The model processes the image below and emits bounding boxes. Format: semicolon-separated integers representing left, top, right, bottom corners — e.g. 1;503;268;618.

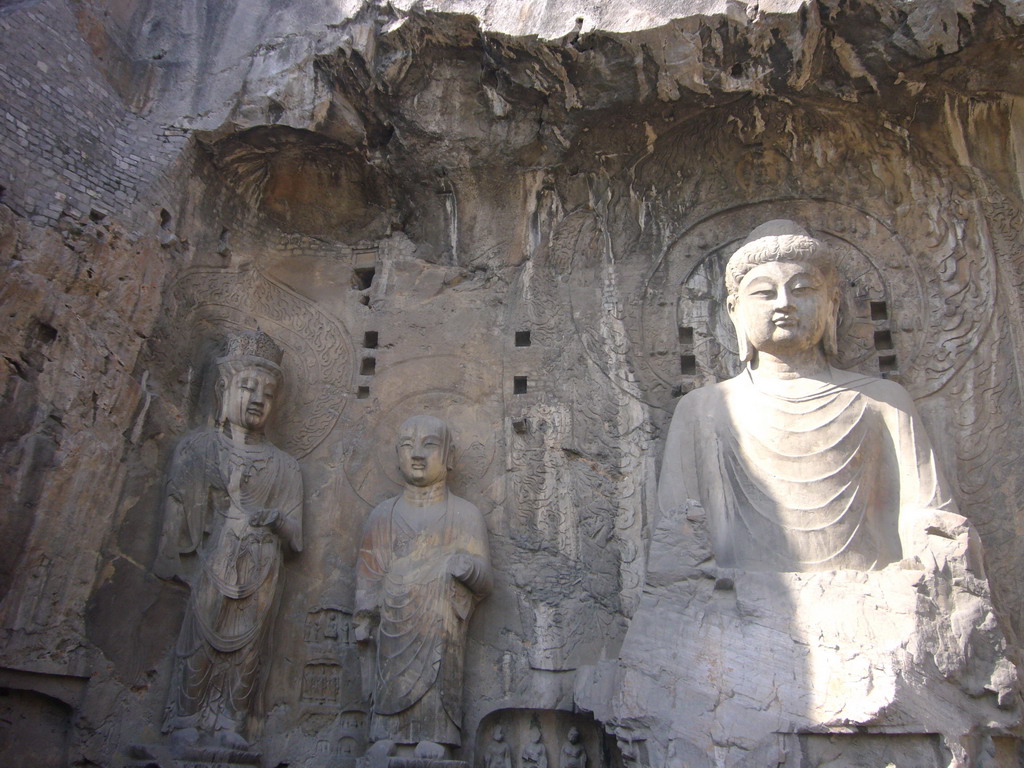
578;221;1019;768
658;219;961;572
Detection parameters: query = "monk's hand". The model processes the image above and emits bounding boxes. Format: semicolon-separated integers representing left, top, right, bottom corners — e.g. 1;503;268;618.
251;507;280;528
447;553;475;582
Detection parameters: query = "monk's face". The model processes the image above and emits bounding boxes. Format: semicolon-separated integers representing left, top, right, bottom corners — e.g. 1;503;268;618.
728;260;836;358
397;417;448;487
221;366;278;431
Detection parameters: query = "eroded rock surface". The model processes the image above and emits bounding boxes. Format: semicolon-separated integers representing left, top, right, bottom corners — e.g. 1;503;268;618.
2;0;1024;766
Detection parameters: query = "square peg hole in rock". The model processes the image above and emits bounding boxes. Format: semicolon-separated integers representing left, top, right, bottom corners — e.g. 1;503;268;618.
363;331;379;349
680;354;697;376
678;326;694;345
353;266;375;291
515;330;531;347
513;376;528;395
870;301;889;321
357;386;370;400
360;357;376;376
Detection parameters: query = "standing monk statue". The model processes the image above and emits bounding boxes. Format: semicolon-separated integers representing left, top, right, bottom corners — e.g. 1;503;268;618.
156;330;303;749
356;415;493;756
658;219;969;571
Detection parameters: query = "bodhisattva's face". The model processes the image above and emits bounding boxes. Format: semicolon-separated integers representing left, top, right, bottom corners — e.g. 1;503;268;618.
222;367;278;431
728;260;836;358
397;420;448;487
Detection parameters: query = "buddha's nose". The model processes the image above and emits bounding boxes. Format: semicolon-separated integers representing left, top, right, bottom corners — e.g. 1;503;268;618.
774;288;795;309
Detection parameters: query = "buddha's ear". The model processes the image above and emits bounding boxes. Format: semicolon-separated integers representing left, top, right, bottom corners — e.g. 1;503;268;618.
727;295;755;364
214;373;229;426
823;291;840;359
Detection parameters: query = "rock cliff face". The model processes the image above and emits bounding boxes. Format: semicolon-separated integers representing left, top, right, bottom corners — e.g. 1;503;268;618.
2;0;1024;765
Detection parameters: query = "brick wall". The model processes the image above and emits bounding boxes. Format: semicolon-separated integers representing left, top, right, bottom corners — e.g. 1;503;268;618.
0;0;187;228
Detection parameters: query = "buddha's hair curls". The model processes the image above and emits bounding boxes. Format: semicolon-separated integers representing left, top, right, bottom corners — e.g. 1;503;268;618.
725;220;835;296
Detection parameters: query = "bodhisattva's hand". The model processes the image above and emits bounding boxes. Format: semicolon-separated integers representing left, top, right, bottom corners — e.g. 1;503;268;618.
250;507;280;528
353;610;378;643
447;553;475;582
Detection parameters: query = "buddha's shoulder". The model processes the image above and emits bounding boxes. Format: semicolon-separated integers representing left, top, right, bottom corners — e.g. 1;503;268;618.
831;367;916;409
269;444;301;472
448;492;486;520
366;495;400;522
669;377;739;418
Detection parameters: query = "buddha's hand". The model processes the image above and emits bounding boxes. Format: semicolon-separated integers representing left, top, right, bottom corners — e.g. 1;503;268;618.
353;610;378;643
901;508;984;577
447;553;475;582
250;507;280;529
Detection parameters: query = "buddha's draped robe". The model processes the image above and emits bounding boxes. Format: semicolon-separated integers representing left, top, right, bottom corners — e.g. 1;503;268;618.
658;368;955;571
159;429;302;733
357;493;492;746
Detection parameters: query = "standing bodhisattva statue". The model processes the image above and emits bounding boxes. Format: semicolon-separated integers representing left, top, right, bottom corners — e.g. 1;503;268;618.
156;330;303;749
356;415;492;756
659;220;967;571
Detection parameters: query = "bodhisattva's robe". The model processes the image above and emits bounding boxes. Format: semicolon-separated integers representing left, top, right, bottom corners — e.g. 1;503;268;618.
658;367;955;571
158;428;302;734
356;493;492;746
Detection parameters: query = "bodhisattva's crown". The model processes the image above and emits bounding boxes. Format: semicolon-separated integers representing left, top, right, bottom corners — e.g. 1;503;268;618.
221;330;283;367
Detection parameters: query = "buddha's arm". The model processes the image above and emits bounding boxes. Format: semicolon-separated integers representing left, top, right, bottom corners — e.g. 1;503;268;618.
885;384;985;574
449;503;494;597
354;506;386;641
153;434;205;582
251;455;303;553
275;461;304;553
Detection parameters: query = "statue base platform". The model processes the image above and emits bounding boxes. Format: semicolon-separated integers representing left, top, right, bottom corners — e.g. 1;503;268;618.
388;759;468;768
126;742;261;767
576;506;1020;767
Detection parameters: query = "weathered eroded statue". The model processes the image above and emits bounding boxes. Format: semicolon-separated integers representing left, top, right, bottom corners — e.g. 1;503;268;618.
558;728;586;768
659;219;964;571
484;725;512;768
356;415;493;756
156;330;303;749
520;723;548;768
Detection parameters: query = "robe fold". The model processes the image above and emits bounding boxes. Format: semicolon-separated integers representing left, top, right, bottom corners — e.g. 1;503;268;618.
658;367;955;571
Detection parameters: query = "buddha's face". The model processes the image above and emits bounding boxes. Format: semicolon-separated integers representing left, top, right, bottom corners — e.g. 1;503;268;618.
727;260;836;358
220;366;278;431
397;417;449;487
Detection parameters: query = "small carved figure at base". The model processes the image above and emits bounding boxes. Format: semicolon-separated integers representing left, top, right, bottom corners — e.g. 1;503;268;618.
520;724;548;768
559;728;586;768
484;726;512;768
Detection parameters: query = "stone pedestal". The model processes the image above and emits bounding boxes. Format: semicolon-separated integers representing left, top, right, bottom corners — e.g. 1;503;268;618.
125;742;260;767
577;505;1020;768
388;758;469;768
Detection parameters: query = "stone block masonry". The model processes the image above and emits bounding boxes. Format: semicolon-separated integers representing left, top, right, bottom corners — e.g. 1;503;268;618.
0;0;186;228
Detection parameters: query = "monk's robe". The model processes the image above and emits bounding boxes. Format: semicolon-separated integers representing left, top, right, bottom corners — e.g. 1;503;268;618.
357;493;492;746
